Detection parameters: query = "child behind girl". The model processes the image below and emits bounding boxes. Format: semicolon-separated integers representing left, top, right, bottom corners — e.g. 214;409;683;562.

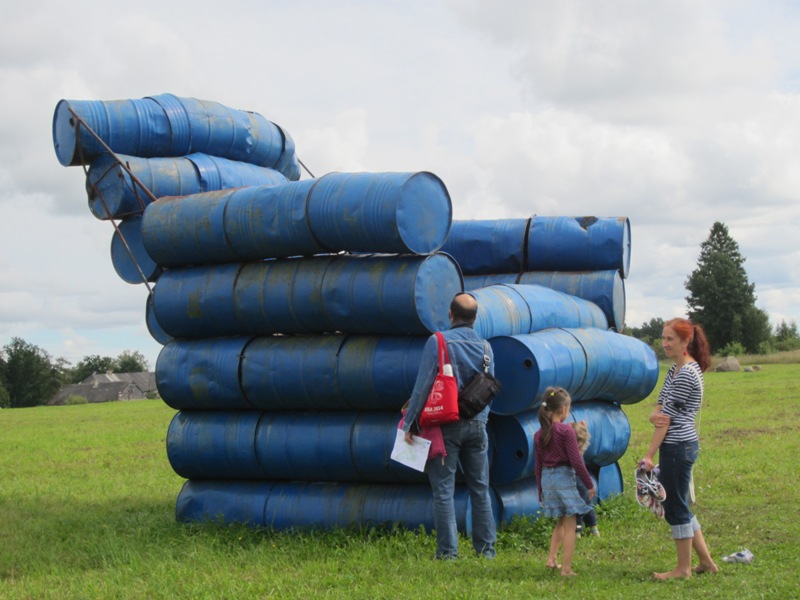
570;420;600;538
534;387;596;577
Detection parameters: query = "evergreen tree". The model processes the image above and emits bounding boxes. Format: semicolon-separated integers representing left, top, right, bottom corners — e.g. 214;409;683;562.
684;222;769;353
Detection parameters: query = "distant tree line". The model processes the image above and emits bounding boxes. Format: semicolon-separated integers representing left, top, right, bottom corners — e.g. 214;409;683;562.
0;338;149;409
628;221;800;357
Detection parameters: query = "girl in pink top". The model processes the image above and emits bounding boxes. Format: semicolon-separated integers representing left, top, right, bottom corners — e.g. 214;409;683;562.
534;387;596;576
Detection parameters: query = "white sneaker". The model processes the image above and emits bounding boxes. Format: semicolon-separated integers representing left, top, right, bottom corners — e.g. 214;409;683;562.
722;549;754;564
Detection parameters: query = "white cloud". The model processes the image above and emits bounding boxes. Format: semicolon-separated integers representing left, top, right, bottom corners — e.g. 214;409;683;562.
1;0;799;370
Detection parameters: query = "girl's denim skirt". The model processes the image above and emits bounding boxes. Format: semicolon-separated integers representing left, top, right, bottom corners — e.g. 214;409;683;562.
541;465;593;518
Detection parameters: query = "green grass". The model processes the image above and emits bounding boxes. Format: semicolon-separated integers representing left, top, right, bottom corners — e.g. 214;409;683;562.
1;364;798;599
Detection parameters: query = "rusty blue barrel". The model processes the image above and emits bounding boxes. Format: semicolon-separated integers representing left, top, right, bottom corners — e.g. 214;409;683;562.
167;412;264;479
142;180;320;266
488;401;631;484
440;219;529;274
153;253;462;338
110;216;162;284
145;292;173;346
465;270;626;332
597;462;623;498
492;467;620;524
490;328;659;415
442;217;631;278
52;94;299;179
242;335;426;411
492;478;541;524
176;480;275;527
528;216;630;278
306;172;451;255
156;337;253;410
176;480;475;532
141;172;451;266
471;283;607;339
156;334;426;411
87;152;289;220
166;410;426;482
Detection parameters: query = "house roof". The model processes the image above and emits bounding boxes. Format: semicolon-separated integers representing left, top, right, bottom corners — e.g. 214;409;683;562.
81;371;157;393
48;379;149;406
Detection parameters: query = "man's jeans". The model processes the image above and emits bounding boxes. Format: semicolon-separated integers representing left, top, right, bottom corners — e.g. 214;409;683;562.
427;419;496;558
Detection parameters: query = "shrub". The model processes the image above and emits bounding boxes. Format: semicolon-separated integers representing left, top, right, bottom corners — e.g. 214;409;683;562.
66;395;88;405
719;341;746;357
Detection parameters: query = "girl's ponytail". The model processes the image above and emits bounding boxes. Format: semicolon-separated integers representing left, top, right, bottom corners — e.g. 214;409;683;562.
537;386;571;448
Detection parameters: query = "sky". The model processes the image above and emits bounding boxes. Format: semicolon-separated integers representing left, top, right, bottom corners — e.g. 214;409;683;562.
1;0;799;370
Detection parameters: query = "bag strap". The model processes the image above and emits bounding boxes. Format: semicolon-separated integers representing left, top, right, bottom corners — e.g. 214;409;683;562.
482;340;491;373
435;332;449;371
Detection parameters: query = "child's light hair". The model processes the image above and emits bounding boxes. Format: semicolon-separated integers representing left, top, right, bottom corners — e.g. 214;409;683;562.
570;420;590;453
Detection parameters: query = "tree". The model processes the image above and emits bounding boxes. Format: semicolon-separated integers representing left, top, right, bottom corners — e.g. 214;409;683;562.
628;317;665;344
684;222;770;353
69;350;150;383
2;338;62;407
774;319;800;351
626;317;667;360
116;350;149;373
69;354;117;384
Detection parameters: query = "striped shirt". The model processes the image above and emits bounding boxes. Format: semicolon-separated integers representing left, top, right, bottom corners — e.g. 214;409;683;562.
658;362;703;444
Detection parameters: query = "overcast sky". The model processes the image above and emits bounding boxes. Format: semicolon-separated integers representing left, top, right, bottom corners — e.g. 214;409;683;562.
1;0;799;369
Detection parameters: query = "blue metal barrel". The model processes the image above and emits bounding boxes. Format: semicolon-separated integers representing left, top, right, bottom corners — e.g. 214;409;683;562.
176;480;274;526
527;216;631;278
176;480;474;532
142;172;451;267
493;468;616;524
336;335;427;410
165;410;426;483
440;219;529;274
465;270;626;332
152;263;241;338
241;335;426;411
490;328;659;415
52;94;299;180
156;337;253;410
110;216;162;284
142;180;321;267
350;412;426;481
565;328;659;403
87;153;289;220
307;172;452;255
255;411;425;483
167;411;264;479
441;217;631;278
597;462;624;497
145;292;173;346
471;283;607;339
156;335;425;411
488;401;631;484
154;253;462;338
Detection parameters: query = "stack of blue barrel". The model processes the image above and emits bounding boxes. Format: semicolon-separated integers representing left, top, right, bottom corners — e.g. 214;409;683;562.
441;219;658;523
52;94;658;533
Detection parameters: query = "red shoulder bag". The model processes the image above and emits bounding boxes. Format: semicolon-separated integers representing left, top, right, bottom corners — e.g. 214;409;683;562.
419;332;460;427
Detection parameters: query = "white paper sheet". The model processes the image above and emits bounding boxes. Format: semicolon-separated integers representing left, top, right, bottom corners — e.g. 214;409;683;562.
390;429;432;472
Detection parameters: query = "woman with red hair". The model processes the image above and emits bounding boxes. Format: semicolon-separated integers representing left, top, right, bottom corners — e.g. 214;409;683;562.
641;318;718;579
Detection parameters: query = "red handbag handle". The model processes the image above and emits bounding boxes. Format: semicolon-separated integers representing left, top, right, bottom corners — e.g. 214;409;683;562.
435;332;450;372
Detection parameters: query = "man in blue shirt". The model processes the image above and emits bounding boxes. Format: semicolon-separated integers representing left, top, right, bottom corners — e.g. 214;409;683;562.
403;292;496;559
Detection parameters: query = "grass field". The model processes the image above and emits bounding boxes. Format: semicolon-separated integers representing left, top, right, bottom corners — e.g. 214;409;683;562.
1;362;798;599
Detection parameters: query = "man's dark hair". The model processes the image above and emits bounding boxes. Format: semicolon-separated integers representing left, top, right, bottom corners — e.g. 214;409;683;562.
450;292;478;323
